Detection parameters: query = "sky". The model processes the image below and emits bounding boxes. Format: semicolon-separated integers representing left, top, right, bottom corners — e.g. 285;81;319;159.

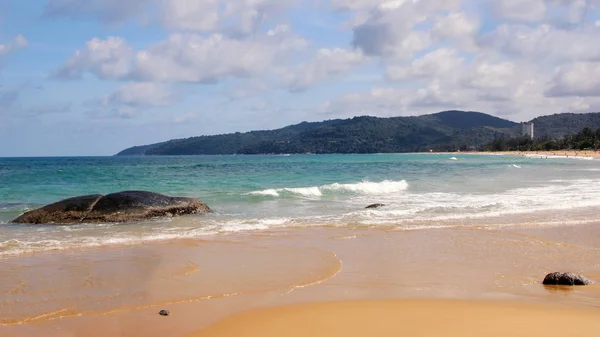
1;0;600;156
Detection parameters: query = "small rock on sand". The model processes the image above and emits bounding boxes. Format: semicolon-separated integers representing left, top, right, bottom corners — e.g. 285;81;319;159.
365;203;386;209
542;272;592;286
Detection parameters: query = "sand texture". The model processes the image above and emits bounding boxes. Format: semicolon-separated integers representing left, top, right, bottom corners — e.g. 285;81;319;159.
190;299;600;337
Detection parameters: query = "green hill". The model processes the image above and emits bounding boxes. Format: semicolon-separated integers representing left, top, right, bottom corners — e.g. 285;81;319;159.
115;111;600;156
531;113;600;139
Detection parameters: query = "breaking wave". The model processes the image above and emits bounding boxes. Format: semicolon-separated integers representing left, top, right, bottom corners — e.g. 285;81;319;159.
246;180;409;198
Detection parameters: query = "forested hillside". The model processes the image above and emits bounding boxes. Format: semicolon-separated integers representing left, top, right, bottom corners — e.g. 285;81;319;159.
116;111;600;155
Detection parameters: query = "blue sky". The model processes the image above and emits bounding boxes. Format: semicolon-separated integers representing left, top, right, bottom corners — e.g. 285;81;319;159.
1;0;600;156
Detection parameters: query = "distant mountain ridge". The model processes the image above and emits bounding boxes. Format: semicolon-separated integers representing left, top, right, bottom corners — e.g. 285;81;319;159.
116;111;600;155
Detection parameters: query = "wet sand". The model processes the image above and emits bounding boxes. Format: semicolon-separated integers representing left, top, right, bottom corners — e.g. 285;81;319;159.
3;224;600;336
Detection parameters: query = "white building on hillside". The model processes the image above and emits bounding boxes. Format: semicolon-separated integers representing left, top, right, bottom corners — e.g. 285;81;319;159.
522;122;534;139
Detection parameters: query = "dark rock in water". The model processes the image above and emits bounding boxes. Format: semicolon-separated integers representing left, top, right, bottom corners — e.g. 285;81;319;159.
365;203;386;209
12;191;211;224
159;309;170;316
542;272;593;286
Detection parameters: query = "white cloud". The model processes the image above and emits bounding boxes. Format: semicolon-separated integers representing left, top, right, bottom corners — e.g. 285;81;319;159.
0;35;28;55
135;29;306;82
491;0;547;22
351;5;429;58
479;24;600;63
432;11;480;50
282;48;368;92
45;0;600;129
546;62;600;97
56;28;307;83
432;11;479;40
220;0;299;36
54;37;134;80
386;48;464;80
348;0;462;58
44;0;299;35
461;61;518;89
159;0;220;31
0;35;28;67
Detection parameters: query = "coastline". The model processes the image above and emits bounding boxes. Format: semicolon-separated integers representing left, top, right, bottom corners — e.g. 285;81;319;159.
3;154;600;336
4;224;600;336
463;150;600;159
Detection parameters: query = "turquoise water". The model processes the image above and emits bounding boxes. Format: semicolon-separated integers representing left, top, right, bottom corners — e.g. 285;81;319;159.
2;154;600;255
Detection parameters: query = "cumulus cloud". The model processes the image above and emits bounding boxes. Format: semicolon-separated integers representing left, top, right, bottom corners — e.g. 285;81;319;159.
386;48;464;80
55;27;307;83
0;35;28;67
479;24;600;63
54;37;134;80
490;0;547;22
546;62;600;97
44;0;299;35
159;0;220;31
347;0;479;60
282;48;368;92
135;28;306;82
46;0;600;126
161;0;298;35
351;5;430;58
490;0;600;25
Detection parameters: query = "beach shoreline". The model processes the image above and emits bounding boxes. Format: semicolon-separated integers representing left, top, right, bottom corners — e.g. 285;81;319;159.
461;150;600;158
3;223;600;337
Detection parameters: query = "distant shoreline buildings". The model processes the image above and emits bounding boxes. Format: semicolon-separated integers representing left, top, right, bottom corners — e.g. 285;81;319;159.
522;122;534;139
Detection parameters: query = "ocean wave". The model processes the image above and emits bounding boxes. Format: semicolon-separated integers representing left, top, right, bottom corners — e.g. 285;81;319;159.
246;180;409;198
0;203;34;212
0;228;220;256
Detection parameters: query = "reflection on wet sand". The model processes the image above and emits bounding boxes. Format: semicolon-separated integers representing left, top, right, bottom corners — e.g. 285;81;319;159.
1;238;341;326
3;224;600;336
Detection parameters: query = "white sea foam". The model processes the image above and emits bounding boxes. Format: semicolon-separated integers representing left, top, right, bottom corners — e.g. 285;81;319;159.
284;187;323;197
247;189;280;197
323;180;409;194
246;180;409;198
512;164;521;168
450;157;458;160
0;228;220;256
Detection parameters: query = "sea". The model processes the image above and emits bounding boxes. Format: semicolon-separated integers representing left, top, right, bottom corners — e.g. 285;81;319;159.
2;153;600;257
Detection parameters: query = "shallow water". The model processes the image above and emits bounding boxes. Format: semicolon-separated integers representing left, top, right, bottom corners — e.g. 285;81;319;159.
2;154;600;256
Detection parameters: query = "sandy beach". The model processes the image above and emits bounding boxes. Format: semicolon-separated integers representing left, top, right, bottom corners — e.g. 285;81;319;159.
190;299;600;337
467;150;600;158
3;223;600;337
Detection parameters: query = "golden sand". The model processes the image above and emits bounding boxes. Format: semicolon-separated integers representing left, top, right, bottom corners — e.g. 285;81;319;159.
190;299;600;337
467;150;600;158
4;225;600;336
